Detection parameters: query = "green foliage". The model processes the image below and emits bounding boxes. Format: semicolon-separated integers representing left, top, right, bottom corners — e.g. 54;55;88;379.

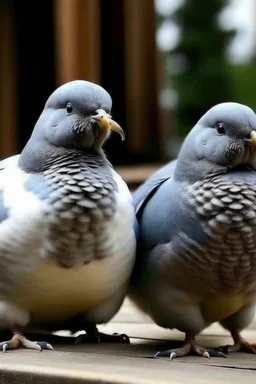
228;64;256;110
170;0;236;136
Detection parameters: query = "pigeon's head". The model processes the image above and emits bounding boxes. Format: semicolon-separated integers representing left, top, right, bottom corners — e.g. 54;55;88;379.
35;80;125;152
176;102;256;181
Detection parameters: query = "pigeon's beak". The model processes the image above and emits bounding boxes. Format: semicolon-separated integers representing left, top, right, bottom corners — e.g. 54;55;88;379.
248;131;256;147
92;109;125;141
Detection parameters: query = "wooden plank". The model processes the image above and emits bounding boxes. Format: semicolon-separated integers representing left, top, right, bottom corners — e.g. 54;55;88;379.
54;0;100;85
0;5;17;157
124;0;159;154
116;164;162;184
0;301;256;383
0;335;255;384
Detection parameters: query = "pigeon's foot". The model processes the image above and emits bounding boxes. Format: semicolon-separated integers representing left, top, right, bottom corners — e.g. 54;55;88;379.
75;325;130;344
0;329;54;352
155;333;226;360
216;330;256;355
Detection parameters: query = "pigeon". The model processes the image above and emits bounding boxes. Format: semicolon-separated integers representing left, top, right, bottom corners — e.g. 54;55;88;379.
129;102;256;359
0;80;136;352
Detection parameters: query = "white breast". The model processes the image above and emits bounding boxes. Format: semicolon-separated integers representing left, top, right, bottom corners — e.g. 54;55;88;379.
0;161;136;324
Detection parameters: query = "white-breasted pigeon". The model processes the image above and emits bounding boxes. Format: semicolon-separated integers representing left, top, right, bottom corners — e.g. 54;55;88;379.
0;80;136;352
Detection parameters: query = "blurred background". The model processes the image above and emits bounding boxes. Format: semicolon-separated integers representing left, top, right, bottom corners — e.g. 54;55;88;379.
1;0;256;185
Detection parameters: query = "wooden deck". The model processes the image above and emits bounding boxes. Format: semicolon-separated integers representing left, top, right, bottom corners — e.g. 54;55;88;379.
0;299;255;383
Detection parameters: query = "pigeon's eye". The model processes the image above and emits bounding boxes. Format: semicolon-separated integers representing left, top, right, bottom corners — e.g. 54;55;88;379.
216;123;225;135
66;103;73;114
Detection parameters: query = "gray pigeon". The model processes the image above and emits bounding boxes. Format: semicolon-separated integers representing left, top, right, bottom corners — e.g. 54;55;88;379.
130;102;256;359
0;80;136;352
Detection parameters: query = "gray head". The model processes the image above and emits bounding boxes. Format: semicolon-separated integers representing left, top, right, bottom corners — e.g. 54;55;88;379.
19;80;125;172
175;102;256;182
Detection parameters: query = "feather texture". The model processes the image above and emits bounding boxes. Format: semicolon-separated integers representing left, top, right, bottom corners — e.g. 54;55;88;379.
0;155;136;326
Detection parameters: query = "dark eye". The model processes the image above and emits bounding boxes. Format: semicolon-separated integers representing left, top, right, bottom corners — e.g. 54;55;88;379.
66;103;73;114
216;122;225;135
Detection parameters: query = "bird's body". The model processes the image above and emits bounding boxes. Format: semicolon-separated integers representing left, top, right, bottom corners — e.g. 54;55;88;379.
0;154;134;327
131;165;256;330
130;103;256;359
0;80;136;351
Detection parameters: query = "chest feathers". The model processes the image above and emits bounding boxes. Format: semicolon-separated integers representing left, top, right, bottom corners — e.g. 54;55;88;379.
180;175;256;293
25;153;118;267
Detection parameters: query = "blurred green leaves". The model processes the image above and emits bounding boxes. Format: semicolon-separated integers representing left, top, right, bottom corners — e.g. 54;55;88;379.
166;0;236;137
229;63;256;111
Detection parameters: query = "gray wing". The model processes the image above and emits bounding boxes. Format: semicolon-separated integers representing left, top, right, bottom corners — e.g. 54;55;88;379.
133;159;177;218
134;159;208;251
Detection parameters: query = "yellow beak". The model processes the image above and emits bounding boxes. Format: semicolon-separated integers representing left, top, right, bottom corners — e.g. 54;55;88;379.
249;131;256;147
92;109;125;141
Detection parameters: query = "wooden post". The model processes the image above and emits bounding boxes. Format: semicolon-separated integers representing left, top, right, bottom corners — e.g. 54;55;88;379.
54;0;101;85
0;5;17;157
124;0;159;155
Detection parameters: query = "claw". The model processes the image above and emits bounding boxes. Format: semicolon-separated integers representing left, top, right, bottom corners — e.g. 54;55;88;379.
216;345;229;354
217;352;227;358
37;341;54;351
154;350;170;358
153;333;227;360
208;348;227;358
215;339;256;355
0;331;54;353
